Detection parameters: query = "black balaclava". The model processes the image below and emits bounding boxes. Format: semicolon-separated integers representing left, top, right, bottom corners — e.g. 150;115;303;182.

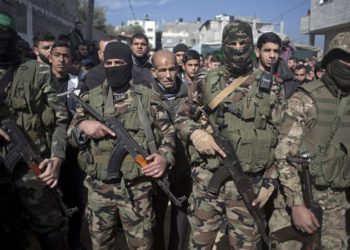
0;12;20;67
221;20;254;77
321;32;350;96
104;42;133;93
323;56;350;96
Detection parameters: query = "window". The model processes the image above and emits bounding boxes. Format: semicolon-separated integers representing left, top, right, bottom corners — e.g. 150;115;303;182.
147;28;153;32
319;0;331;4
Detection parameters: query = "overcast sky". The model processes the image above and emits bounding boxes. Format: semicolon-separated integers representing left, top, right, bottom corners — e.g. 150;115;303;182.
96;0;323;47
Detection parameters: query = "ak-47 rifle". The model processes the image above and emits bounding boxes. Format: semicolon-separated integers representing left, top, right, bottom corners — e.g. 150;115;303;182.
64;89;186;207
207;129;271;244
1;119;78;217
271;153;323;250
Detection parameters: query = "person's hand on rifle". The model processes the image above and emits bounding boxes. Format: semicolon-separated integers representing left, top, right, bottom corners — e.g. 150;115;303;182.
142;153;166;178
252;184;275;208
78;120;115;139
190;129;226;157
38;157;63;188
291;205;320;234
0;127;10;141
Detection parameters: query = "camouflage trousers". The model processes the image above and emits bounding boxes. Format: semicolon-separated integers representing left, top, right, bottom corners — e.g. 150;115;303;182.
84;175;154;250
269;187;349;250
188;167;260;250
11;163;68;234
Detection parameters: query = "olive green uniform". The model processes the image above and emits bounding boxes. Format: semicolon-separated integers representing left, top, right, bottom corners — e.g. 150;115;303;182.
269;80;350;250
68;82;175;250
0;61;69;235
175;65;285;249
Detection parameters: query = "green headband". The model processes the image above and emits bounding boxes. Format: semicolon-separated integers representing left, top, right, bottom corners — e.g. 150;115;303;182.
0;12;15;29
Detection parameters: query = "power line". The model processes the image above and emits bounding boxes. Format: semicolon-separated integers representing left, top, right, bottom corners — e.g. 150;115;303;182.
269;0;309;23
128;0;136;20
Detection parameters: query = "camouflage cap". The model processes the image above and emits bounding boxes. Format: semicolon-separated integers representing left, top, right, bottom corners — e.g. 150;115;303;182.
0;11;15;30
222;20;253;44
322;32;350;67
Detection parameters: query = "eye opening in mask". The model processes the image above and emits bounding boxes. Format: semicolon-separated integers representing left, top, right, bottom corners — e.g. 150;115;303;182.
104;58;127;68
225;37;251;48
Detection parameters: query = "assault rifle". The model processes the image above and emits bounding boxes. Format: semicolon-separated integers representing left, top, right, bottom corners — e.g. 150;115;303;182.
207;130;271;244
64;89;186;207
271;153;323;250
1;119;78;217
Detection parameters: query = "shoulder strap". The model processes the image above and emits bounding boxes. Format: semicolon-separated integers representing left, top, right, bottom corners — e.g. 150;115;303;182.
298;80;324;94
208;75;249;110
13;61;36;114
134;85;158;153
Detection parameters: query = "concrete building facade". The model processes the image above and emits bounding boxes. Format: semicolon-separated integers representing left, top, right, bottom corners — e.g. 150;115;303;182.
300;0;350;51
199;15;284;45
161;20;201;50
0;0;78;46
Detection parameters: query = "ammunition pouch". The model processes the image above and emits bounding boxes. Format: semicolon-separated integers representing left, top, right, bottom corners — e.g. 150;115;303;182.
310;143;350;188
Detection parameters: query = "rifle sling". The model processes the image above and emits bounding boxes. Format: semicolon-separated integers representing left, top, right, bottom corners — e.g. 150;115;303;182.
135;93;158;154
208;75;249;110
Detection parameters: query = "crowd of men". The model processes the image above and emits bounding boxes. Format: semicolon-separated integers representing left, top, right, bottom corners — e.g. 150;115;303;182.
1;9;350;250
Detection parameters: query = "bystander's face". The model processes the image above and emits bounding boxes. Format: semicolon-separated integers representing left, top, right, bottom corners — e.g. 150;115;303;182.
130;38;148;58
287;59;296;70
77;44;88;57
34;40;55;64
316;69;326;79
98;39;117;62
152;53;177;89
175;51;186;67
306;70;315;82
199;55;204;68
208;61;221;70
49;46;71;76
183;59;199;80
69;60;81;75
294;68;307;83
256;42;280;71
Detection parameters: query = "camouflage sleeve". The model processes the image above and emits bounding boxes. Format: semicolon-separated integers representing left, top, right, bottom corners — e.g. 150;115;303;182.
189;69;208;106
150;95;176;168
42;70;69;159
174;99;202;143
67;92;89;147
276;91;317;207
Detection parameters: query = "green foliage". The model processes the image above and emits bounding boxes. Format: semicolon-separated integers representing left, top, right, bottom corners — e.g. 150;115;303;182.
78;0;108;33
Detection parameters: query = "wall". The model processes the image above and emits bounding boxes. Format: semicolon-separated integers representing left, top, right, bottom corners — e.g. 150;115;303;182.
0;0;78;46
310;0;350;33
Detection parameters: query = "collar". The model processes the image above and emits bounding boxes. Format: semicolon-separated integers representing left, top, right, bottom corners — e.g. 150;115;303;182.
132;54;151;67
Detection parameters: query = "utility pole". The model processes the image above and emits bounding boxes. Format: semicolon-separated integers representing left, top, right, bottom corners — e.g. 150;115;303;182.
86;0;94;41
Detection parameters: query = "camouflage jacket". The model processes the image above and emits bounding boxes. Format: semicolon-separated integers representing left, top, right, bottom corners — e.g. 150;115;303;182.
275;89;317;207
0;60;68;159
68;81;175;181
175;65;286;176
152;79;191;181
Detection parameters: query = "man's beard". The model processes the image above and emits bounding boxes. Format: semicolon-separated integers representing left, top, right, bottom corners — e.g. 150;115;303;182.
38;53;50;65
